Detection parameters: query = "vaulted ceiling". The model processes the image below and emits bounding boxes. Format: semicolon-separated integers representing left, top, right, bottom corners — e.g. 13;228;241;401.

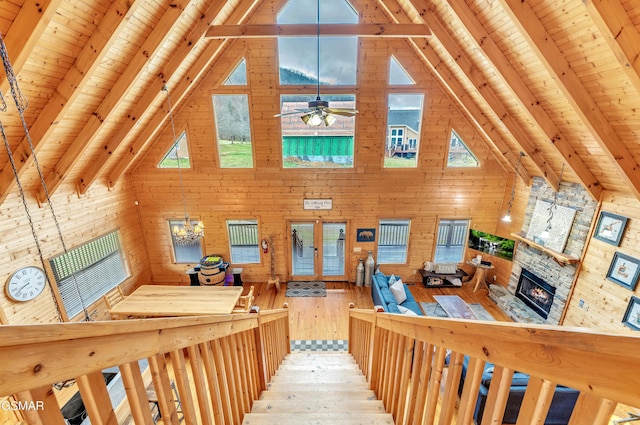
0;0;639;205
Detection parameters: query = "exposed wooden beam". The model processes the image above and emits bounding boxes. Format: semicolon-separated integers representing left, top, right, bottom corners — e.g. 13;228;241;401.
37;0;199;202
500;0;640;200
0;0;61;91
375;0;529;181
443;0;601;200
75;0;245;194
98;0;262;191
0;0;138;204
416;7;560;191
205;23;430;38
584;0;640;98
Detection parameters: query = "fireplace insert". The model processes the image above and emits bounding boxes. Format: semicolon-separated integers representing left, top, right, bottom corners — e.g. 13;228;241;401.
516;269;555;319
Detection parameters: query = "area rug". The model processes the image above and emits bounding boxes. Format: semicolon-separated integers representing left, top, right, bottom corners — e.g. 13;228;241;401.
286;281;327;297
420;302;495;321
291;340;348;352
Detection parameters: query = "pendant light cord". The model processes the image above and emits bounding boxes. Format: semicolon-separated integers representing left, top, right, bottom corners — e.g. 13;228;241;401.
315;0;320;101
163;86;189;221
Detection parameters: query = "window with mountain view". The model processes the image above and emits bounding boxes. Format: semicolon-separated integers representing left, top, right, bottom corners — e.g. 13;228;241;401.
277;0;358;86
212;94;253;168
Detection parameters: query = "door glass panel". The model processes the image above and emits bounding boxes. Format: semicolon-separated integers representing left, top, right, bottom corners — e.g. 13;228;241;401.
322;223;346;276
291;223;315;276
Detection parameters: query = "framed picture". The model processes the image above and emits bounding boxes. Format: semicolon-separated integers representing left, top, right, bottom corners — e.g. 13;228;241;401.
356;228;376;242
607;252;640;290
622;296;640;331
593;211;628;246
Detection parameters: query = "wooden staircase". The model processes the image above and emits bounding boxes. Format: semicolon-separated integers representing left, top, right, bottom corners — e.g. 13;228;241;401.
242;352;394;425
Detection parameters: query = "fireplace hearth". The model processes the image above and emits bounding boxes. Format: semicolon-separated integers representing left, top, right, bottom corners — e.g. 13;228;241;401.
516;269;555;319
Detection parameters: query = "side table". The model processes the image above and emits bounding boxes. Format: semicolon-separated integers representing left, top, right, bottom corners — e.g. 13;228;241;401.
467;262;495;292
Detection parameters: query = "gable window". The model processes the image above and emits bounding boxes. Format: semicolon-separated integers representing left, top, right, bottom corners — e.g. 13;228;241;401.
434;219;469;263
389;56;415;85
280;94;355;168
384;94;424;168
212;94;253;168
277;0;358;86
447;129;479;167
50;230;128;319
227;220;260;263
158;131;190;168
377;219;410;264
169;220;203;263
223;58;247;86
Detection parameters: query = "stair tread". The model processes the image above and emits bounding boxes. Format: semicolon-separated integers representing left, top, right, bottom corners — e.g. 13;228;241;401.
269;374;367;384
278;364;360;370
259;390;377;401
267;382;371;392
276;368;362;376
242;412;395;425
250;399;386;413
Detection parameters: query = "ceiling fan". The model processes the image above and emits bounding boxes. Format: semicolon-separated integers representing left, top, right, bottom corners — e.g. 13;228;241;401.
274;0;358;126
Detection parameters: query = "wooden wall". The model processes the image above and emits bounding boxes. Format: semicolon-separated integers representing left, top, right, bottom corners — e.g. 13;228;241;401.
0;178;150;324
131;33;522;286
563;192;640;330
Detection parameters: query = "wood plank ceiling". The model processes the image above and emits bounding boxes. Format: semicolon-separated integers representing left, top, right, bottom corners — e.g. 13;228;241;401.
0;0;639;204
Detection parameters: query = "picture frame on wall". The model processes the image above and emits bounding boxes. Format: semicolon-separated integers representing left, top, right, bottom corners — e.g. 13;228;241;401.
606;252;640;291
622;296;640;331
593;211;628;246
356;228;376;242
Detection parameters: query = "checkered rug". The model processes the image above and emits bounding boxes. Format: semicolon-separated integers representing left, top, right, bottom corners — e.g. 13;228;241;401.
290;340;348;352
286;281;327;297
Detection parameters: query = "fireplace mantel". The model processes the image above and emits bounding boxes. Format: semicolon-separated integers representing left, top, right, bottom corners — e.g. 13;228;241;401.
510;232;580;266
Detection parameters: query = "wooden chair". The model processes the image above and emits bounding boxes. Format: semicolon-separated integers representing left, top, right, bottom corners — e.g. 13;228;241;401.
104;286;127;319
233;286;255;313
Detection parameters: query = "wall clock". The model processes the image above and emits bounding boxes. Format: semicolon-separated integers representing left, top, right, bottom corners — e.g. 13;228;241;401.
5;266;47;302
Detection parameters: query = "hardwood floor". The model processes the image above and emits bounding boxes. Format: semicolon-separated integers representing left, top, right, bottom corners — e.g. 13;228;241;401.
249;280;512;341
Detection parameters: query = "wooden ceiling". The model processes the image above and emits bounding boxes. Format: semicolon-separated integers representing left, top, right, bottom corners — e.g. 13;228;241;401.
0;0;639;205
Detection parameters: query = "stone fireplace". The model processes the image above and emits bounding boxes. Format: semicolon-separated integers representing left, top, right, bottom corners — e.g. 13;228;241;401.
489;177;597;325
516;269;555;319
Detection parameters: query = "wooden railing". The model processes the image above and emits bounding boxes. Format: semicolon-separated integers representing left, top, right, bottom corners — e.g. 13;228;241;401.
0;308;290;425
349;309;640;425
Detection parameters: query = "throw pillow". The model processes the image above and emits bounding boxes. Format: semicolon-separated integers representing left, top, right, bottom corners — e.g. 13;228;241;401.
398;305;418;316
389;279;407;304
388;274;397;285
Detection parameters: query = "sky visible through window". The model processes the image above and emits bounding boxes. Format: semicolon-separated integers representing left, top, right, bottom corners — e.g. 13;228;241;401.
277;0;358;85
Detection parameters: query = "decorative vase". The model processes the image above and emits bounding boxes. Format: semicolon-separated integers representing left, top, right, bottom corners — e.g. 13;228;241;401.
364;251;375;287
356;258;364;287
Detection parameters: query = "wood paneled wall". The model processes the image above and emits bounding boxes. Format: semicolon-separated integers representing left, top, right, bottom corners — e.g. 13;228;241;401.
0;179;150;324
564;192;640;330
132;34;523;286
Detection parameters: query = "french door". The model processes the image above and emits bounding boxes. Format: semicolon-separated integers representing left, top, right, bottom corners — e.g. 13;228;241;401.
289;221;347;281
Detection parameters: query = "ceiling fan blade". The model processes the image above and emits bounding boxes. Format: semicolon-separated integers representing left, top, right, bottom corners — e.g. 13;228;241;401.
274;109;313;117
326;108;359;117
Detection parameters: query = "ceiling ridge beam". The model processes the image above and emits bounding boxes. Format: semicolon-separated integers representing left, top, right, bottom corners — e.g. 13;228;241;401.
205;23;431;38
416;6;560;190
499;0;640;200
75;0;237;195
103;0;262;190
375;0;528;181
0;0;139;204
37;0;198;202
584;0;640;98
0;0;61;92
443;0;601;200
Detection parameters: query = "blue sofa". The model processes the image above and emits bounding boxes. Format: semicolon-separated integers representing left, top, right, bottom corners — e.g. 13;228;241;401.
460;356;579;424
371;273;423;315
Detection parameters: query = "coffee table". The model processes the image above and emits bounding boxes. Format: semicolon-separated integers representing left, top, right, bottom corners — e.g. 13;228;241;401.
433;295;478;319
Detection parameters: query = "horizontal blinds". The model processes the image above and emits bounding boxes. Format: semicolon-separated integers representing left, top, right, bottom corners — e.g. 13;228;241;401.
50;231;129;319
228;221;259;263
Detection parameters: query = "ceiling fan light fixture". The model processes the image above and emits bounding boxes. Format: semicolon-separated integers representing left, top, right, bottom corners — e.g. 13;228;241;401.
323;114;336;126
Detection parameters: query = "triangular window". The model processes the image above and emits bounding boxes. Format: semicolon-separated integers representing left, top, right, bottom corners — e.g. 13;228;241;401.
223;58;247;85
158;131;191;168
389;56;415;85
447;129;479;167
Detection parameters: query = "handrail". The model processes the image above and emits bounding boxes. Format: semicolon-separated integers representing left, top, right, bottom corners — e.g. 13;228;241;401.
0;308;290;425
349;309;640;424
